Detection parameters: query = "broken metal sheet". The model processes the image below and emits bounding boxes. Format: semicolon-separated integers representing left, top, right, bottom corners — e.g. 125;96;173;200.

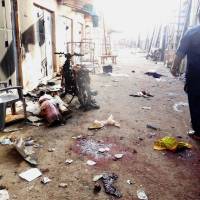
19;168;42;182
173;102;188;112
14;138;38;166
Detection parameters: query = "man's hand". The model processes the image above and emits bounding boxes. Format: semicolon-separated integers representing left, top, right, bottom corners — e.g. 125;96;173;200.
171;55;182;77
170;66;179;77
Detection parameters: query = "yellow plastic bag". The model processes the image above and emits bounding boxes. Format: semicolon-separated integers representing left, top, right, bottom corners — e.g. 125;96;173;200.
154;136;192;152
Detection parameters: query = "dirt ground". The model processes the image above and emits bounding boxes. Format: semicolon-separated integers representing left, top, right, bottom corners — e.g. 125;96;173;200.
1;50;200;200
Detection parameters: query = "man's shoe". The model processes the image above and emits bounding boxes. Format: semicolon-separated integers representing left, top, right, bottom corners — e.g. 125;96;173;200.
188;130;200;140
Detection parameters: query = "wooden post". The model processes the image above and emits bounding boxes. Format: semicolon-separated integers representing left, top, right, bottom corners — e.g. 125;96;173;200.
13;0;23;86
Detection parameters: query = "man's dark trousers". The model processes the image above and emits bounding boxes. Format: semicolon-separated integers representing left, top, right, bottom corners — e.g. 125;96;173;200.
188;92;200;134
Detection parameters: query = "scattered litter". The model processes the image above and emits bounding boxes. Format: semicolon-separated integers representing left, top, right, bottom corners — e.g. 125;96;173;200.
130;91;154;98
48;148;55;152
24;138;34;146
114;154;124;159
101;173;122;198
3;128;22;133
144;72;163;79
173;102;188;112
98;147;110;153
0;138;12;145
154;136;192;152
148;132;157;138
77;139;112;159
33;143;43;148
127;180;133;185
72;135;83;140
59;183;68;188
146;124;160;131
88;115;120;130
137;188;148;200
27;116;42;123
132;70;135;73
0;189;9;200
26;101;41;115
88;120;104;130
93;174;103;182
112;80;119;82
94;183;101;194
14;138;38;166
19;168;42;182
86;160;96;166
142;107;151;110
65;159;73;165
41;176;51;184
109;73;129;77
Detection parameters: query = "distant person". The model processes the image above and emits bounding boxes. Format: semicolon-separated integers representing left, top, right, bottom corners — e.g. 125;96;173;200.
171;12;200;139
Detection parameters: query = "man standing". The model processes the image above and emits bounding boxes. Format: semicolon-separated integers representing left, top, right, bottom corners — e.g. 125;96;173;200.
171;12;200;139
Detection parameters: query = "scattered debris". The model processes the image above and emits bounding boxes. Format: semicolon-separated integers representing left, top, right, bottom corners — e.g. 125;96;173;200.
173;102;188;112
3;128;23;133
93;183;101;194
146;124;160;131
103;65;113;73
48;148;55;152
142;107;151;110
132;70;135;73
101;173;122;198
0;138;12;145
154;136;192;152
41;176;51;184
59;183;68;188
98;147;110;153
93;174;103;182
130;91;154;98
14;138;38;166
114;154;124;159
109;73;129;77
77;139;112;159
72;135;83;140
145;72;163;79
0;189;9;200
86;160;96;166
137;188;148;200
88;120;104;130
127;180;133;185
65;159;73;165
27;116;42;123
148;132;157;138
19;168;42;182
88;115;120;130
26;101;41;115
